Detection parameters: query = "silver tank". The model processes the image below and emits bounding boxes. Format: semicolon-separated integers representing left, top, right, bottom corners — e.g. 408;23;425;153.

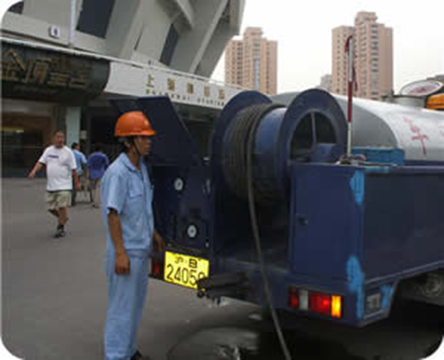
273;91;444;164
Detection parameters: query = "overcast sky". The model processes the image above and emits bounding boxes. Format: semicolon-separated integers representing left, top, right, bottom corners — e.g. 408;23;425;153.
0;0;442;95
212;0;444;94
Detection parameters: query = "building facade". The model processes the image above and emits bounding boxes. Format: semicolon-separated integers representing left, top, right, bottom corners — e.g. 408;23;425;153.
332;26;354;96
1;0;245;176
319;74;332;92
332;12;393;101
225;27;277;95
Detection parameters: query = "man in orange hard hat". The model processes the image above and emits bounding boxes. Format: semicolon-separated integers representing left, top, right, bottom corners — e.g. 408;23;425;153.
100;111;165;360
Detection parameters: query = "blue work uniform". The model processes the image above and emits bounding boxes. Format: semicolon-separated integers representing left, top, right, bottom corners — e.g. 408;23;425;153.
88;152;110;179
100;153;154;360
73;149;87;176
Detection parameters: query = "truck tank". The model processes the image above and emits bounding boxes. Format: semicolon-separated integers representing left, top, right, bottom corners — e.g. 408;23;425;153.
272;91;444;165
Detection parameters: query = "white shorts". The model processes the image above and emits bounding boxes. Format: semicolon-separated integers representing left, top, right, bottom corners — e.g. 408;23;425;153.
46;191;72;210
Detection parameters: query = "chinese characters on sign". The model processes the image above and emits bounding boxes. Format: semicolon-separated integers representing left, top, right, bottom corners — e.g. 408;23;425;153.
167;78;175;92
146;74;155;88
2;48;92;89
439;124;444;139
1;43;109;103
143;71;228;108
403;118;429;155
187;83;194;94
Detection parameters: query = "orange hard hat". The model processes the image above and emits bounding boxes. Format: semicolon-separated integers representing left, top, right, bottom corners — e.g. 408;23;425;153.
114;111;156;137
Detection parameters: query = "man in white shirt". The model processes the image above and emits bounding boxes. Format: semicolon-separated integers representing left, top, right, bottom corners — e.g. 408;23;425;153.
29;131;81;238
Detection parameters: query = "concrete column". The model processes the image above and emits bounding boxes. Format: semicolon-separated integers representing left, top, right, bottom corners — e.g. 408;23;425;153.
66;106;81;147
170;0;228;74
56;105;67;132
84;109;92;156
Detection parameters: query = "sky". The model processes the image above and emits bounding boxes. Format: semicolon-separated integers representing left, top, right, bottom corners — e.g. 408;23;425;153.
0;0;442;95
212;0;444;94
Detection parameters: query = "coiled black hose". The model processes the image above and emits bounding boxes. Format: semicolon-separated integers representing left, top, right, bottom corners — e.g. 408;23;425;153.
222;102;292;360
222;103;283;203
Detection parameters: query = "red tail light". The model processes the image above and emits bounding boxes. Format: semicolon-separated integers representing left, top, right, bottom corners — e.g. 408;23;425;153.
288;286;343;319
288;287;299;308
309;292;332;316
151;257;164;279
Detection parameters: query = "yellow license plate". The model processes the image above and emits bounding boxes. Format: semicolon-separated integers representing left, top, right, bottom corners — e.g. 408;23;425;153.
164;251;209;289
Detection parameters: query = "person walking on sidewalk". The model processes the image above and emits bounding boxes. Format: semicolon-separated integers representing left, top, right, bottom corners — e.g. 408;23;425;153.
28;130;81;238
71;142;87;206
87;145;109;208
101;111;165;360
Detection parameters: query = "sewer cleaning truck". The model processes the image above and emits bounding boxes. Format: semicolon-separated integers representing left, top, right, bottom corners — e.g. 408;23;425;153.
111;88;444;330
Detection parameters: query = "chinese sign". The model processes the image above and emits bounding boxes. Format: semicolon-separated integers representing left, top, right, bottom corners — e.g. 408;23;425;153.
105;61;243;110
1;43;110;103
403;118;429;155
439;124;444;139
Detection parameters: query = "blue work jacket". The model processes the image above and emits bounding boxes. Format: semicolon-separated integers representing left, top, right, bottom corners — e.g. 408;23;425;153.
101;153;154;256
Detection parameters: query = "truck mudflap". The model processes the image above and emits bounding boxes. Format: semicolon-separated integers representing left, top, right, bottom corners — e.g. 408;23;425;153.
399;270;444;306
196;272;251;299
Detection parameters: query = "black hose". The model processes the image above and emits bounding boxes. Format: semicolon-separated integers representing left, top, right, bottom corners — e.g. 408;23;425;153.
224;103;292;360
222;104;283;203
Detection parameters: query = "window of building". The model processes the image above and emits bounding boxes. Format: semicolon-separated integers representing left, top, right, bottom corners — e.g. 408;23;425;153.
7;1;23;14
160;24;179;66
77;0;115;38
253;59;260;90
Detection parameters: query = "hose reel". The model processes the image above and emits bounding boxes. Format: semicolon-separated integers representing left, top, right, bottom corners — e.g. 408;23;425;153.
218;89;348;204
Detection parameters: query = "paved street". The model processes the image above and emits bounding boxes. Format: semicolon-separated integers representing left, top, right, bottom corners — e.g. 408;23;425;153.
2;179;258;360
2;179;443;360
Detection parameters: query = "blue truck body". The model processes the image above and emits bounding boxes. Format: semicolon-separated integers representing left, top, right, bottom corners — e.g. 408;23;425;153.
111;93;444;327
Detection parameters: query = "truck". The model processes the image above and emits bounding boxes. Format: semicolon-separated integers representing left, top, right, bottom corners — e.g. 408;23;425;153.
111;88;444;332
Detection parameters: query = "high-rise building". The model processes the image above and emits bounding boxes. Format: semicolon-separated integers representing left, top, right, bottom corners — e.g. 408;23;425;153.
225;27;278;95
319;74;332;92
225;40;244;88
332;12;393;100
332;26;354;96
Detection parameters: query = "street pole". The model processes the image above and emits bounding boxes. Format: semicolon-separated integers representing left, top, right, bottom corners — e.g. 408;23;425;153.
345;35;354;157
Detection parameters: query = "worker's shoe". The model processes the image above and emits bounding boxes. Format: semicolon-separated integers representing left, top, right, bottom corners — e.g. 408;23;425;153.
54;226;66;238
131;350;152;360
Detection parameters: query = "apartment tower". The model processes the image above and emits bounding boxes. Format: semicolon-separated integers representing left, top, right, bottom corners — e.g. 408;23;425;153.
225;27;277;95
332;26;354;96
332;12;393;100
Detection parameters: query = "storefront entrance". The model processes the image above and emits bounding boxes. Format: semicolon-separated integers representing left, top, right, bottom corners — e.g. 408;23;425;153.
1;100;57;177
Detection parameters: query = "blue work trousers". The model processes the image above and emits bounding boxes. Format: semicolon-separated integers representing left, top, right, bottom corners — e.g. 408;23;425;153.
104;251;149;360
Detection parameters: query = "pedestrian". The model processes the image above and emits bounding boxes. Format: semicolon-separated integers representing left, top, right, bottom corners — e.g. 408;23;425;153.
71;142;87;206
87;144;110;208
28;130;81;238
101;111;166;360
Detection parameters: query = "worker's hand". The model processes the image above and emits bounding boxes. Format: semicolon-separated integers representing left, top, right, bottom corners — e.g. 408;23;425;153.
153;232;166;253
75;181;81;191
115;252;131;275
28;171;36;179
